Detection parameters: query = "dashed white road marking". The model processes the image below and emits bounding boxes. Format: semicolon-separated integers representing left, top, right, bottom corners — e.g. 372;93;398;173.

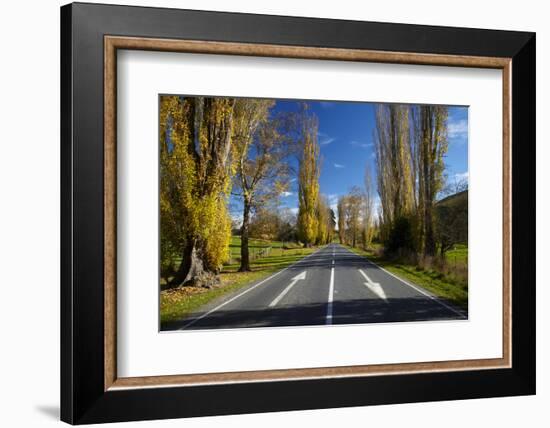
269;271;307;307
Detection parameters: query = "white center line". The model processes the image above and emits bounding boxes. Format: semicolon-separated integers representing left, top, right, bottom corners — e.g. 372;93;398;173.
326;265;335;324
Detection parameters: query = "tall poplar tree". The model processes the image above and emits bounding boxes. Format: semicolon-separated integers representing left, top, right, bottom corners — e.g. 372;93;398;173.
345;187;364;248
316;195;332;245
337;196;347;245
374;104;415;246
162;96;236;288
297;112;320;247
363;164;375;248
415;105;449;256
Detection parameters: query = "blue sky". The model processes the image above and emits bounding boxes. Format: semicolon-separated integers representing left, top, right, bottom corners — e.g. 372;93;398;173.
230;99;468;221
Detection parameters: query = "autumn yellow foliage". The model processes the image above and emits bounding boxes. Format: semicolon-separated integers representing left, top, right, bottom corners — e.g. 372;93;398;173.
160;95;234;284
297;112;320;247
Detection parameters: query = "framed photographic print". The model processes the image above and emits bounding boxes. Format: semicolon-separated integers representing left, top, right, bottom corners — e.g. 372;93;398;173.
61;2;535;424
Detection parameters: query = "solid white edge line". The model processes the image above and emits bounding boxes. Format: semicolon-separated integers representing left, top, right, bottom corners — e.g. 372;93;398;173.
343;246;466;319
178;246;325;330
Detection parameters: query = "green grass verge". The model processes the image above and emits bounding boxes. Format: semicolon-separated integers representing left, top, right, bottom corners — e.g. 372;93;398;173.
160;246;318;324
346;246;468;311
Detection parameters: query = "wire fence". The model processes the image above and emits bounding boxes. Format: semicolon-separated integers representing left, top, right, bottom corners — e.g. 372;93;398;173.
228;246;273;265
227;243;303;265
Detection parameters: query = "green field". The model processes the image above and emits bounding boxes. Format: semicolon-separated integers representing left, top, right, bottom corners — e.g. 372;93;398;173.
347;246;468;310
224;236;306;272
164;236;303;279
161;238;318;325
445;244;468;265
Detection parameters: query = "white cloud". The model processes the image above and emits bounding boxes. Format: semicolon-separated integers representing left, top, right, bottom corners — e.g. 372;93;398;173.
319;136;336;146
318;131;335;146
334;163;345;168
350;140;373;149
281;191;293;197
454;171;469;181
448;119;468;141
289;207;299;215
327;193;339;205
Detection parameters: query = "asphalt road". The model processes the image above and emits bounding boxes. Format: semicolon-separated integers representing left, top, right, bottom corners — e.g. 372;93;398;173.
164;243;466;331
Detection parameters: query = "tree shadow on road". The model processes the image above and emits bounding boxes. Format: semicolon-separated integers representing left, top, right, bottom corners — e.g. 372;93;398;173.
162;296;466;331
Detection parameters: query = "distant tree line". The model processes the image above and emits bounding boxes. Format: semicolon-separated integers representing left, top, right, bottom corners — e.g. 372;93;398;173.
337;186;368;248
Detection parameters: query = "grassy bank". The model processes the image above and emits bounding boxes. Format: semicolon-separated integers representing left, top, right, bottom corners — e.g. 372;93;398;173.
161;243;318;324
346;246;468;311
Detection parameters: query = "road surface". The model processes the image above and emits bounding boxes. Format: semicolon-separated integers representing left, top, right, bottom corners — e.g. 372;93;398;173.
164;243;466;331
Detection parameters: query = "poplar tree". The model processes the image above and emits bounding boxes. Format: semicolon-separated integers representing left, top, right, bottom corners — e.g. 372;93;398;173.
415;105;449;256
297;112;320;247
161;96;236;288
345;187;364;248
363;164;375;248
316;195;333;245
374;104;415;249
337;196;347;245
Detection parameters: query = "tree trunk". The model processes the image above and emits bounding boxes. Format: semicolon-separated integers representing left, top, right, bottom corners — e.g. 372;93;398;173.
239;198;252;272
169;238;205;288
424;204;436;257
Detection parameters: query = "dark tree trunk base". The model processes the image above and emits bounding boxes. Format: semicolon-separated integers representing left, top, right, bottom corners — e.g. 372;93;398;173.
168;240;220;289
